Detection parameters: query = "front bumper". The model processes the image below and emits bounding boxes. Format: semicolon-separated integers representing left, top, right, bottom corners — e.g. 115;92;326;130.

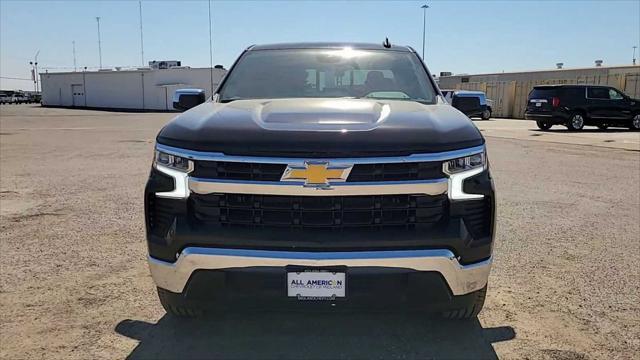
524;112;569;124
146;144;495;308
149;247;492;297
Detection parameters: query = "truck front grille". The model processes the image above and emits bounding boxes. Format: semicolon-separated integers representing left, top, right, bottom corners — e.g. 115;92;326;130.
193;161;287;181
190;193;447;230
191;161;444;182
347;162;443;182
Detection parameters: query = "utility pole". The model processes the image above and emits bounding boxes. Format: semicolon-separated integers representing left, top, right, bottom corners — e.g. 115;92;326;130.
139;1;145;66
96;16;103;69
29;63;36;92
73;41;77;72
29;50;40;92
421;4;429;60
633;46;638;66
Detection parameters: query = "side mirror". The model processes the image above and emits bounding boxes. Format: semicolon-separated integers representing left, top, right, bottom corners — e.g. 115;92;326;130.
173;89;206;111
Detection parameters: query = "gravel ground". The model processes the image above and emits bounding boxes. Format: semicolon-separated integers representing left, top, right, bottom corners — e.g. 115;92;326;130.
1;105;639;359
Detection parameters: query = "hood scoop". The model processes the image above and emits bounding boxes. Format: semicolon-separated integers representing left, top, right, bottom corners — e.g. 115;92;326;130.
253;99;390;131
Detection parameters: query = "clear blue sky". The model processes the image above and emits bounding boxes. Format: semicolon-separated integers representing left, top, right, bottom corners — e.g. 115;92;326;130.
1;0;639;90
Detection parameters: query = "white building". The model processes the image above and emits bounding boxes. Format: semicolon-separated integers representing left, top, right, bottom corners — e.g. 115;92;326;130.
40;67;227;111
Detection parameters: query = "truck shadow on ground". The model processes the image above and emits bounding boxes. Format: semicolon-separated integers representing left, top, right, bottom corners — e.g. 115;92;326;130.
116;312;515;359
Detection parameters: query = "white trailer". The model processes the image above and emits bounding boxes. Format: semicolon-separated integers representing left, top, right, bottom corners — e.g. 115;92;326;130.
40;67;226;111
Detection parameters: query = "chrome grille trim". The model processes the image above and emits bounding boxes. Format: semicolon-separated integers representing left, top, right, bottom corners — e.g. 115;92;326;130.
154;144;486;199
156;143;485;165
189;178;448;196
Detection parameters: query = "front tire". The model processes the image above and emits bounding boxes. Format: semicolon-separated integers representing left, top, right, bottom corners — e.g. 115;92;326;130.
631;114;640;131
157;287;204;318
536;120;552;130
441;286;487;319
567;113;585;131
481;109;491;120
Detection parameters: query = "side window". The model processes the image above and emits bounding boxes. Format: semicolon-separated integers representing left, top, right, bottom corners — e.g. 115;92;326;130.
571;88;583;99
608;89;624;100
306;69;322;91
587;87;609;99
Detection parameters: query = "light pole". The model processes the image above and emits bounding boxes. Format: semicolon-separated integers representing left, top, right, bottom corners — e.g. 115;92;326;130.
420;4;429;61
96;16;103;69
73;41;77;72
421;4;429;60
208;0;214;96
29;50;40;93
139;1;145;66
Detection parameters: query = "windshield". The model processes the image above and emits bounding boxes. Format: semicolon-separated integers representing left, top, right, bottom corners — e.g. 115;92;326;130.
219;48;436;103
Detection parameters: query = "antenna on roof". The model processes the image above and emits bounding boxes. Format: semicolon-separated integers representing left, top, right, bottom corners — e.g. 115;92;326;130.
382;37;391;48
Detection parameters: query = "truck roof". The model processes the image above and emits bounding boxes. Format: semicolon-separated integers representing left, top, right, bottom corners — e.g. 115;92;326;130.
533;84;609;89
248;42;413;52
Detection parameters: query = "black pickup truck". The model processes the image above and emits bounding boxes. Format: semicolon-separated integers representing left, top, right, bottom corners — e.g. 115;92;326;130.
145;42;495;319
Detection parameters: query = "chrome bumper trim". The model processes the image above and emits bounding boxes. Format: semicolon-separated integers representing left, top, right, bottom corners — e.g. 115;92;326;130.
148;248;492;296
189;178;449;196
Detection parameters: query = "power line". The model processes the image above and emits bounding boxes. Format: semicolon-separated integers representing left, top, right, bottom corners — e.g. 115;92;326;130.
0;76;33;81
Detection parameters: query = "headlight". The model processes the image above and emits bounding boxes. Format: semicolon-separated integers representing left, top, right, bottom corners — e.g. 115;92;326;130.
154;150;193;173
443;151;486;175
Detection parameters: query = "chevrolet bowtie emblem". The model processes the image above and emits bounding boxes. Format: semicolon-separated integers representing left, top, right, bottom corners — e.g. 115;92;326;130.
281;162;353;188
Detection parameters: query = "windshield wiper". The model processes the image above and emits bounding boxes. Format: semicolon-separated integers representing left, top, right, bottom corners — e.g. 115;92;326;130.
363;96;432;104
219;96;247;103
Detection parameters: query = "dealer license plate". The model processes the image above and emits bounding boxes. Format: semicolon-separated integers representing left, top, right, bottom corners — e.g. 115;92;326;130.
287;271;346;300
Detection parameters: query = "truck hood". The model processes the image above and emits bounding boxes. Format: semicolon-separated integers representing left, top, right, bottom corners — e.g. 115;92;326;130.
157;98;484;157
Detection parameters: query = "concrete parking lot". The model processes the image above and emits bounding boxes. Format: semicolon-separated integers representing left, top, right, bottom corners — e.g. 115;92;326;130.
475;119;640;151
1;105;639;359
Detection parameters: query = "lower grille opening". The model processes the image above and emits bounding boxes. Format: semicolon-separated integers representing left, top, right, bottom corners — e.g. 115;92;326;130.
190;193;447;231
147;195;180;238
461;198;493;238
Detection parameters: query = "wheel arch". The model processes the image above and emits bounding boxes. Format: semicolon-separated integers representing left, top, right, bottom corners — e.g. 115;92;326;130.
572;107;589;119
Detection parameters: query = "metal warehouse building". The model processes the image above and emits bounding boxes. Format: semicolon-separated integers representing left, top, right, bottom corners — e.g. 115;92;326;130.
438;65;640;119
40;67;227;111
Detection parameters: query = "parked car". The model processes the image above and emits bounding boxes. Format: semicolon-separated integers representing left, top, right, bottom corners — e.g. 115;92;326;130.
0;91;11;104
29;94;42;104
13;93;29;104
146;42;495;319
441;90;492;120
525;84;640;131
